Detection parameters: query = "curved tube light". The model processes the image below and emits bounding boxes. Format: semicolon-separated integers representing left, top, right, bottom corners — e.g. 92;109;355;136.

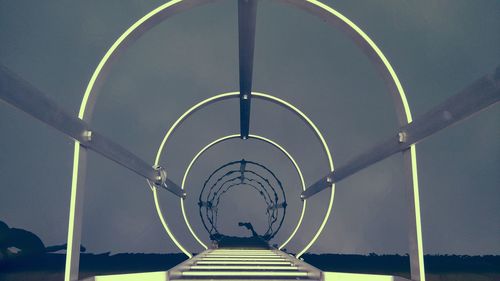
179;134;306;250
74;0;421;276
154;92;333;257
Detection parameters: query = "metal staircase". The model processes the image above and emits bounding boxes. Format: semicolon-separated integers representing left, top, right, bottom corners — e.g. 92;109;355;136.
167;248;322;280
82;248;413;281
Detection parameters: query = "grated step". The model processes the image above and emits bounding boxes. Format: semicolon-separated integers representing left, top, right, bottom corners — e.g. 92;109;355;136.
190;265;299;270
168;248;322;281
196;260;293;265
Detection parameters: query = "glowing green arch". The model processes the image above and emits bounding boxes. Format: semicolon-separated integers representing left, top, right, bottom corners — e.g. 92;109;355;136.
153;92;334;258
178;134;306;251
72;0;423;277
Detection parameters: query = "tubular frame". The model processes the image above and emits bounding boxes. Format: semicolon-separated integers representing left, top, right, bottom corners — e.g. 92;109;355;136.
153;92;334;256
68;0;424;280
179;134;306;250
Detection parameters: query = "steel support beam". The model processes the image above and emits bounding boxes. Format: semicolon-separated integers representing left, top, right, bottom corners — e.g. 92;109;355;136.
238;0;258;139
302;65;500;199
0;65;185;198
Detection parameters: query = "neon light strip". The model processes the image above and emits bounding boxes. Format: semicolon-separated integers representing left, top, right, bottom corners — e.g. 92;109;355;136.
250;134;307;250
209;250;277;253
205;254;280;258
410;145;425;279
190;265;298;270
154;94;238;253
252;93;334;257
323;271;399;281
180;134;237;250
301;0;413;123
205;253;280;257
196;261;291;265
77;0;191;119
206;254;281;256
201;257;287;261
64;142;82;281
292;1;422;275
182;271;308;277
74;0;422;276
155;92;328;256
152;188;192;258
179;131;307;253
205;252;282;255
210;252;277;254
212;249;274;252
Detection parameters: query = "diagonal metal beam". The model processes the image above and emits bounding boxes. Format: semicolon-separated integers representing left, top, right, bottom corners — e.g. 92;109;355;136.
238;0;258;139
302;65;500;199
0;65;185;198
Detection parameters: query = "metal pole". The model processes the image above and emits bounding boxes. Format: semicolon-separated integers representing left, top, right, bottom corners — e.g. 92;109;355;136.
301;65;500;199
238;0;258;139
0;65;185;197
403;147;425;281
64;144;87;281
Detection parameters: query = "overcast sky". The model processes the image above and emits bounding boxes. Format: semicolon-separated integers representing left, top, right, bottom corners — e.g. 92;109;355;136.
0;0;499;256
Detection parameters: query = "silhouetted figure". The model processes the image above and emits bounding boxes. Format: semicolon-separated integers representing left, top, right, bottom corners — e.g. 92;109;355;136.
0;220;85;262
238;222;259;238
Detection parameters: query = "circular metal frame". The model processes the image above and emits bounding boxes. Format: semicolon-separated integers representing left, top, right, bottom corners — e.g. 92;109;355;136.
153;92;334;257
73;0;422;266
197;157;287;241
181;134;306;250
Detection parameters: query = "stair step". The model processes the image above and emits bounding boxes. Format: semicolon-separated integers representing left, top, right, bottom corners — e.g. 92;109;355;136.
200;257;287;261
166;249;322;281
190;265;299;270
181;271;309;277
177;279;318;281
196;260;292;265
206;253;281;256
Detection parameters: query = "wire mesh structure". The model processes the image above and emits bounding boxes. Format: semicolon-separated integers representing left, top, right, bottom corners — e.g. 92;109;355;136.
198;159;287;243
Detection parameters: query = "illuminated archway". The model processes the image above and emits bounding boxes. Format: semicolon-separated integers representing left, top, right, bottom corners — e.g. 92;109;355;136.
152;92;334;257
178;134;305;251
69;1;424;280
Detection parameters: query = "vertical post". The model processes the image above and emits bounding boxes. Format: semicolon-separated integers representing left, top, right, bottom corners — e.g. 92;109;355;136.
403;146;425;281
64;143;87;281
238;0;258;139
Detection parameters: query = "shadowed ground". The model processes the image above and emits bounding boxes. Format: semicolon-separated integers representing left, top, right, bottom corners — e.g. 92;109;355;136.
1;253;499;281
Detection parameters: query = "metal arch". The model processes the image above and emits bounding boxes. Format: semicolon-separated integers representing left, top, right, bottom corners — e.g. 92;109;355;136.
204;177;278;238
69;0;423;280
199;161;282;210
183;134;307;250
275;1;421;271
154;93;333;256
252;93;335;256
200;172;276;236
197;160;286;241
204;171;280;232
160;133;307;252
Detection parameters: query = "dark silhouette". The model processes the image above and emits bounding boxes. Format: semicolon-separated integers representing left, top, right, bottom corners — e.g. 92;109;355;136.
238;222;259;237
0;220;85;262
208;222;269;249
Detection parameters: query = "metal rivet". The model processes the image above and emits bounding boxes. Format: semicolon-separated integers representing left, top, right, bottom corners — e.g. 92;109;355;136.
398;131;407;143
82;130;92;142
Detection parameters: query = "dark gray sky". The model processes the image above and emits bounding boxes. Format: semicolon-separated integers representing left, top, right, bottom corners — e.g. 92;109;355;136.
0;0;499;255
